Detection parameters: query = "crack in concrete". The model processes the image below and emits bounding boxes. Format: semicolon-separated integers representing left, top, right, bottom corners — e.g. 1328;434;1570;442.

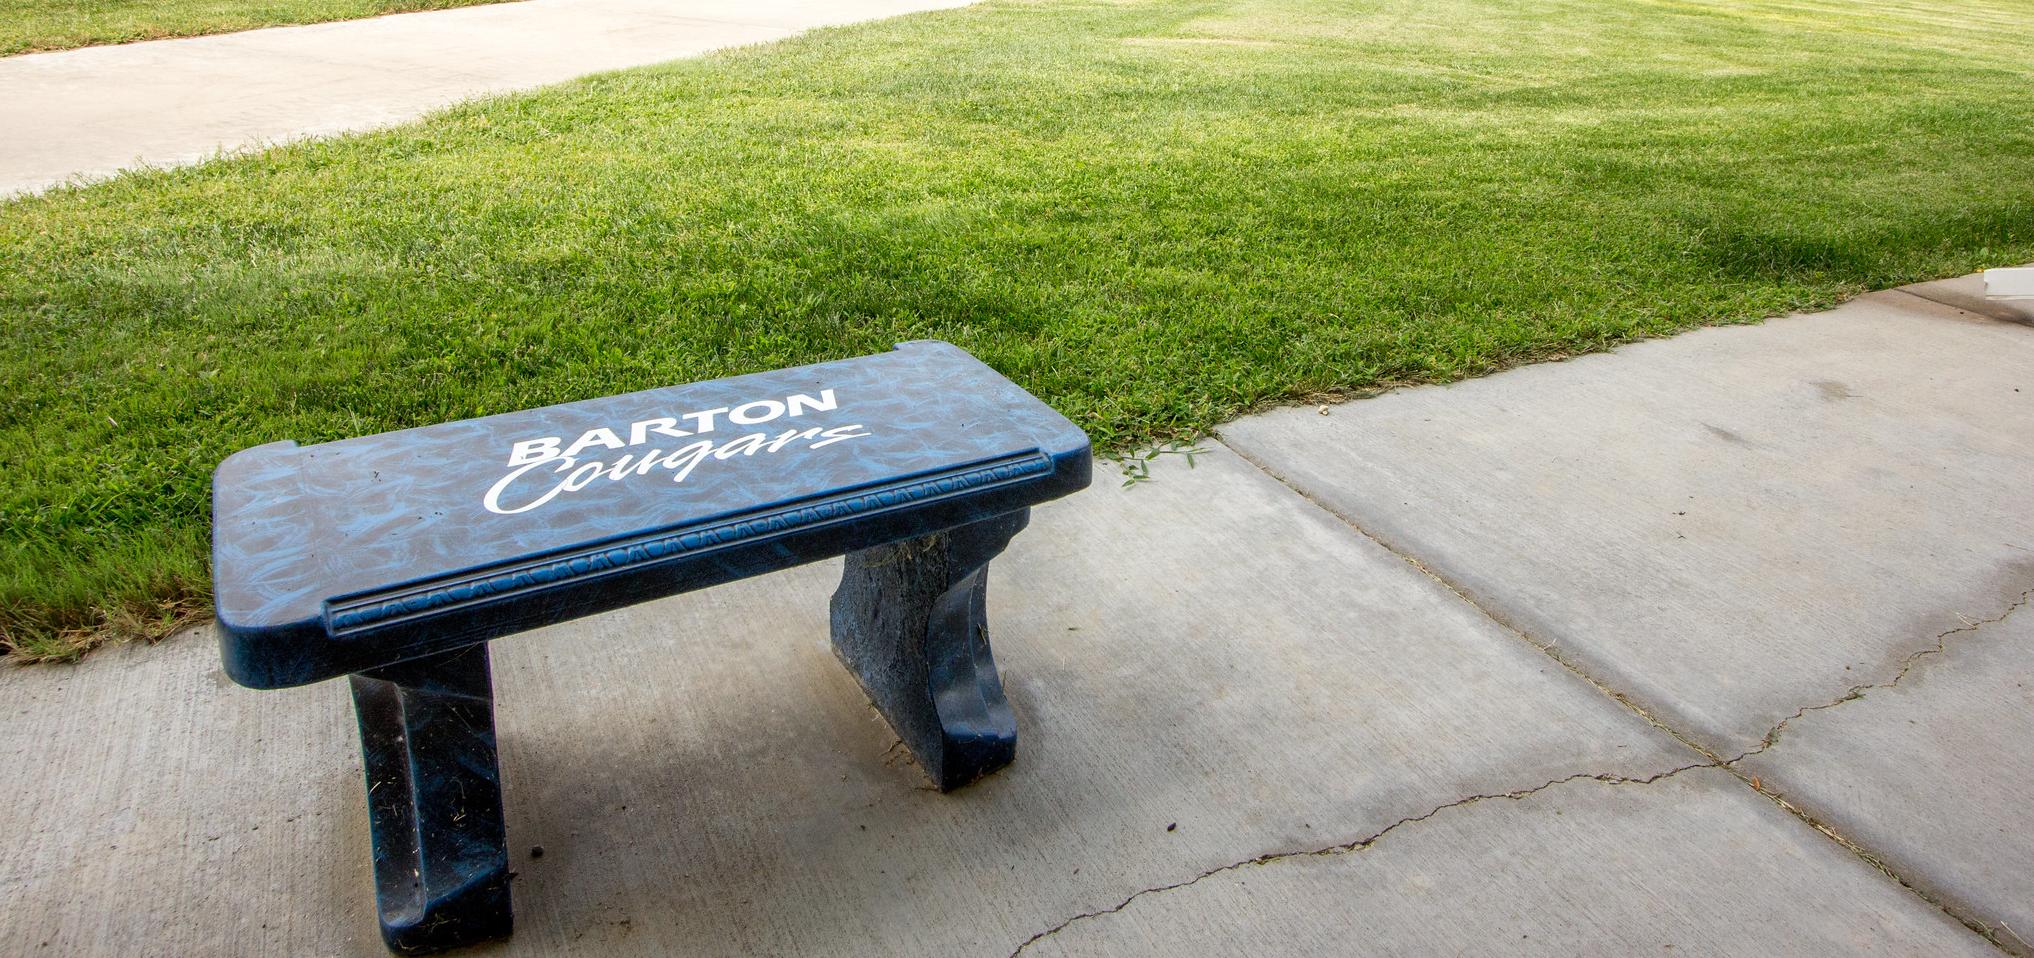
1005;763;1712;956
1725;587;2034;764
1214;437;2024;956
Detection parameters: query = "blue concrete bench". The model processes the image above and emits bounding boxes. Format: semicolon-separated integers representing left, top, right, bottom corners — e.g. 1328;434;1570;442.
210;341;1091;955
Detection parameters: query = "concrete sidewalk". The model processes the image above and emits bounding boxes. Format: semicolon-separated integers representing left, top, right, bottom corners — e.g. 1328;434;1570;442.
0;0;972;197
2;275;2030;956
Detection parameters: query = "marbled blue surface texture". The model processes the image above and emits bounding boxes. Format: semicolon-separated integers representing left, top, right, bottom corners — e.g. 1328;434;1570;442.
212;341;1090;687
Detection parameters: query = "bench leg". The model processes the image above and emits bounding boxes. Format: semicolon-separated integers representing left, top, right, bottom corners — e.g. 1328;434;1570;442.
349;644;512;955
830;508;1031;792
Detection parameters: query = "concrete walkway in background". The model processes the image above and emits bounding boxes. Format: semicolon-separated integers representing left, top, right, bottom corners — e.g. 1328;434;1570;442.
0;0;972;197
2;274;2030;956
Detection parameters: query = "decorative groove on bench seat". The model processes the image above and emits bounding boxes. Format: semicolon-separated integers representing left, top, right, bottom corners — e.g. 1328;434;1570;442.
323;450;1055;636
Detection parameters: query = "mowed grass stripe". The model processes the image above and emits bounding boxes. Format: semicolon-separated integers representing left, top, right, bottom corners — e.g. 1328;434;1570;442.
4;0;2033;659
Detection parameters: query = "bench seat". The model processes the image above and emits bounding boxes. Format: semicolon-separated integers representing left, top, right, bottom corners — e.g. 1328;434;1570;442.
211;340;1090;954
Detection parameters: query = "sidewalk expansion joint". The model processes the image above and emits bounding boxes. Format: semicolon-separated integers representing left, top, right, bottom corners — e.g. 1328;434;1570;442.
1004;764;1715;957
1214;437;2023;957
1216;438;1714;760
1892;287;1967;313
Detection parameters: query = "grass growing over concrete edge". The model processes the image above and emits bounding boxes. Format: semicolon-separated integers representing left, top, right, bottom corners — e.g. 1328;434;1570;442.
4;0;2034;661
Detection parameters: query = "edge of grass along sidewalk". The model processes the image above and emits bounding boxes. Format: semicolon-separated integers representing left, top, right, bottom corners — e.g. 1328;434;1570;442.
5;0;2034;661
1;0;516;57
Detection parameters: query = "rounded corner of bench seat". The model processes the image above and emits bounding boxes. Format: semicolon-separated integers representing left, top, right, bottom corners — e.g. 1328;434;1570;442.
887;339;993;368
1045;436;1094;487
1064;440;1095;468
215;615;322;690
214;438;301;477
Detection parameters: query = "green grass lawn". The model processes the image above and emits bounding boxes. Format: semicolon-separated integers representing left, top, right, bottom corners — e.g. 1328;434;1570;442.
5;0;2034;661
1;0;511;55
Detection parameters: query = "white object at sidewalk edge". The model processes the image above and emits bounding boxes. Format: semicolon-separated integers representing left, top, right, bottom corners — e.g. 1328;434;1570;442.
1983;267;2034;301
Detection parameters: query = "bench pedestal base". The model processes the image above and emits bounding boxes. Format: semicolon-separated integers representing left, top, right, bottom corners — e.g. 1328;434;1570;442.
830;509;1030;791
350;644;512;955
340;509;1032;953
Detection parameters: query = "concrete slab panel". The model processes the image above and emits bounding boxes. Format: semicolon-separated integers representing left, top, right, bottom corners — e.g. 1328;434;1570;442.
1021;768;1995;958
0;0;976;197
1739;590;2034;950
1219;289;2034;757
0;446;1691;956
